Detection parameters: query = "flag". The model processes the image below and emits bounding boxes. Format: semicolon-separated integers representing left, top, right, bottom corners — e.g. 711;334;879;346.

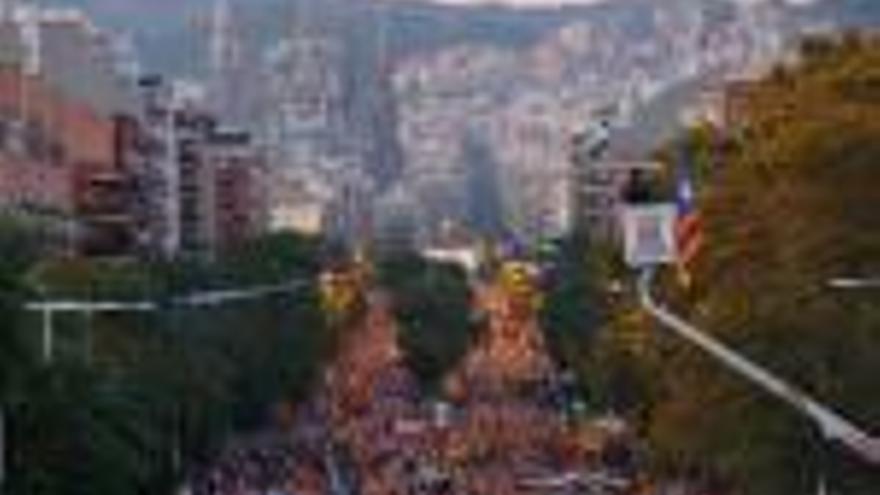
674;169;703;287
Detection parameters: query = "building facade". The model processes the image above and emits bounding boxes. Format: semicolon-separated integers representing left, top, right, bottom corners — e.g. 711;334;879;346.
208;128;268;250
0;4;142;257
135;76;270;258
0;66;73;218
0;65;139;256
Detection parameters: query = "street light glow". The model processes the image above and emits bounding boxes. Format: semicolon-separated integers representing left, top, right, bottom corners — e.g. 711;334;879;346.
827;278;880;290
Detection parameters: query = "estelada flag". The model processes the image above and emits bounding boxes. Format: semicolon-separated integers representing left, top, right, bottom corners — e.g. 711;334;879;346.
674;169;703;287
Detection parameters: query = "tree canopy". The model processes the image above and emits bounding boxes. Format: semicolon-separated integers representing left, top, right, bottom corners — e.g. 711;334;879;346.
2;231;340;493
378;253;476;395
538;235;606;391
632;34;880;494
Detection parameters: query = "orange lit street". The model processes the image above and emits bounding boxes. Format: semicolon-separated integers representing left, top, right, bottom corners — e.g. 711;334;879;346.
192;280;632;495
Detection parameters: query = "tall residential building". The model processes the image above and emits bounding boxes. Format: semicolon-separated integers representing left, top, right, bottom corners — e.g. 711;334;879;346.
135;75;268;258
173;97;218;257
73;113;142;258
208;127;268;249
134;76;217;258
135;75;183;256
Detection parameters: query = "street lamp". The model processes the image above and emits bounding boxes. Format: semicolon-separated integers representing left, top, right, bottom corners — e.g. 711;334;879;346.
24;280;309;363
619;197;880;467
827;278;880;290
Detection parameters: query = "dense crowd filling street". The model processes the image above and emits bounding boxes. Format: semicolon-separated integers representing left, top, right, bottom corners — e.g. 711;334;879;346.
190;284;636;495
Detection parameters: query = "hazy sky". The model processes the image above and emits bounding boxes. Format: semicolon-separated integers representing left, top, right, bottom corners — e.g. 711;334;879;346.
406;0;822;6
420;0;606;6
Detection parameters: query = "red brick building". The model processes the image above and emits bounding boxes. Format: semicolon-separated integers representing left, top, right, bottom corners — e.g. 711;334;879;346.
0;66;74;217
0;66;138;256
208;128;268;251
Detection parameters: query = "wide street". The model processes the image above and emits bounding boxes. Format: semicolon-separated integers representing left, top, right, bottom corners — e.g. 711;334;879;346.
190;281;635;495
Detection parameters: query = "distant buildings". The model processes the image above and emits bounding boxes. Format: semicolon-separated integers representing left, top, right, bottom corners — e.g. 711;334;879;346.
209;127;268;251
0;63;136;256
172;97;218;257
372;184;422;254
0;66;75;220
0;5;140;256
255;3;407;246
133;75;182;256
134;75;269;258
268;171;330;236
0;0;803;257
389;1;799;246
0;6;135;115
0;5;270;259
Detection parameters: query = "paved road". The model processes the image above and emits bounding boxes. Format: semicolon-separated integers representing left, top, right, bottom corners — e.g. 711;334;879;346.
191;285;635;495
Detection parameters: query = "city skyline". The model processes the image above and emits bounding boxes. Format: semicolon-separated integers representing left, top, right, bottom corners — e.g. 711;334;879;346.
381;0;824;8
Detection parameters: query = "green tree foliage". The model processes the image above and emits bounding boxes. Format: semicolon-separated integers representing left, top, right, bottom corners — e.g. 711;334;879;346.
4;232;338;493
543;235;662;417
219;232;322;286
8;365;163;495
378;253;476;395
633;34;880;493
538;235;604;380
0;217;40;398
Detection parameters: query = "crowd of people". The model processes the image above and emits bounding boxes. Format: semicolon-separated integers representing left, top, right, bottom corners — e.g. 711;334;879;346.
187;436;326;495
190;285;637;495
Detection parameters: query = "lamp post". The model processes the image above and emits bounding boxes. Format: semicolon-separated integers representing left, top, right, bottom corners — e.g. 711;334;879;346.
827;278;880;290
619;200;880;469
637;267;880;466
24;280;309;363
0;403;4;489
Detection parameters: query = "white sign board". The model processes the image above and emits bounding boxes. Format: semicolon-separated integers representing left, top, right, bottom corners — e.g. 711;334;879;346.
621;204;677;268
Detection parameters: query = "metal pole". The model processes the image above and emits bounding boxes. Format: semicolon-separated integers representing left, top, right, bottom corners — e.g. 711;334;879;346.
42;307;53;363
0;404;5;488
84;310;93;364
638;267;880;466
813;427;830;495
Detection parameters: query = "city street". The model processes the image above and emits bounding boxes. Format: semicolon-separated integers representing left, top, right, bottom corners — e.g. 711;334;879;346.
2;3;877;492
191;281;634;495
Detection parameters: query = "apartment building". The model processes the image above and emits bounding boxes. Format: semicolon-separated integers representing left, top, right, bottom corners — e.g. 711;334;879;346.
208;128;268;250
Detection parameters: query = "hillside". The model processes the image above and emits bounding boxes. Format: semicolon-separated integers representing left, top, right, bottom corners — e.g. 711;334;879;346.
45;0;879;241
49;0;879;77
